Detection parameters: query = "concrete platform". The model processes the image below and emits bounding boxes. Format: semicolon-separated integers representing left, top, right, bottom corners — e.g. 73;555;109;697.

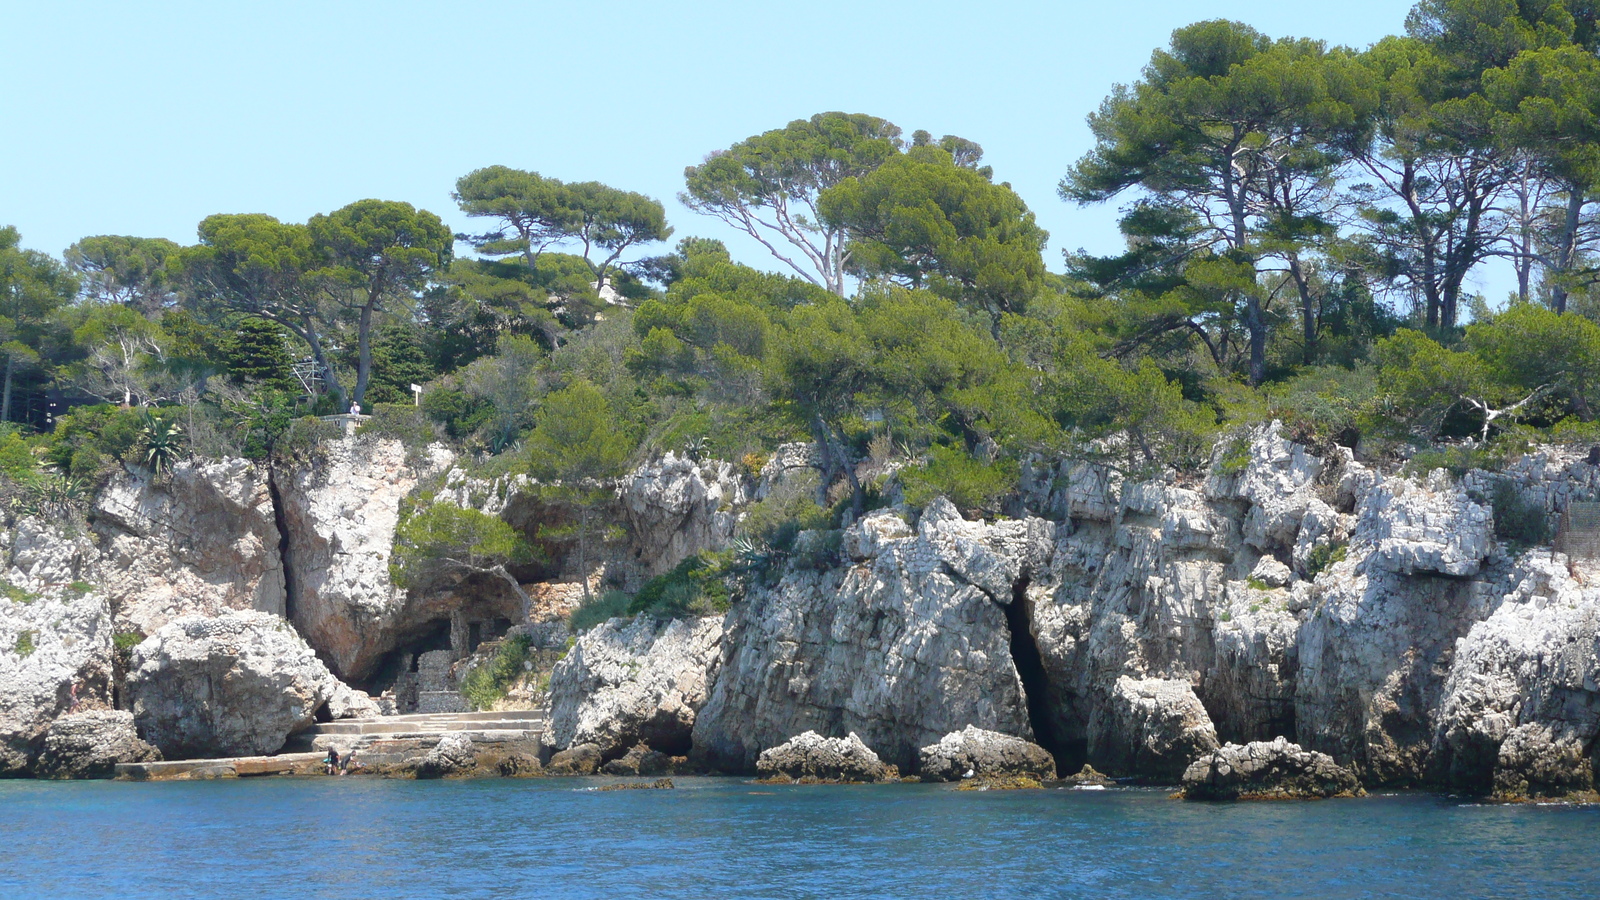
116;752;325;781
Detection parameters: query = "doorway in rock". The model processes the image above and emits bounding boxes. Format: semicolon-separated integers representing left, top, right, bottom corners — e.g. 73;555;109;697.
1002;579;1078;772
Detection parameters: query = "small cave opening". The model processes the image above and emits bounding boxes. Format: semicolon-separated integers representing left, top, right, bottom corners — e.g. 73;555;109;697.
1003;578;1080;772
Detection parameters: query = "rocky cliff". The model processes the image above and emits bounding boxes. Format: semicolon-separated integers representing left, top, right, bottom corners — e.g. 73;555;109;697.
548;424;1600;797
7;419;1600;795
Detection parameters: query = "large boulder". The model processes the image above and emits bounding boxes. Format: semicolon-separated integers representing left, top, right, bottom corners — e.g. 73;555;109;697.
0;556;113;776
755;731;895;783
545;615;723;759
34;710;160;779
918;726;1056;782
1182;737;1362;800
693;501;1050;772
91;458;285;634
416;734;476;778
1087;677;1220;781
127;610;340;758
275;434;454;680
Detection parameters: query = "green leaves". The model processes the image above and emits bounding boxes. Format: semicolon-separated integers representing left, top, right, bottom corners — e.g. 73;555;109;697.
820;146;1048;318
523;379;634;488
392;503;536;590
454;166;671;288
682;112;904;294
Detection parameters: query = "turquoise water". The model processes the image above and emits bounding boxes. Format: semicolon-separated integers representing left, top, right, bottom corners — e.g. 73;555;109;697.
2;778;1595;899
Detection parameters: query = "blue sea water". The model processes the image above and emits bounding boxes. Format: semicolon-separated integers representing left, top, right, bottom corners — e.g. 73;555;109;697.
0;777;1595;900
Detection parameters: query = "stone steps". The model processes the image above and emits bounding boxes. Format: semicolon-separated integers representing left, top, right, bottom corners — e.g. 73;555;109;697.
283;709;547;754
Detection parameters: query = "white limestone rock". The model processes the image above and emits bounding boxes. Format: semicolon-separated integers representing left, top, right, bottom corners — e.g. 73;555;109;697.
34;710;159;779
1182;736;1362;800
618;453;745;581
755;731;894;782
91;458;286;634
918;725;1056;782
545;614;723;759
1087;676;1220;781
691;501;1052;772
275;434;454;680
127;610;342;758
0;578;113;776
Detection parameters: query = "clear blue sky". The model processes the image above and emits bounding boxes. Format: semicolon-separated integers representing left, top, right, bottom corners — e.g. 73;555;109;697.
6;0;1481;295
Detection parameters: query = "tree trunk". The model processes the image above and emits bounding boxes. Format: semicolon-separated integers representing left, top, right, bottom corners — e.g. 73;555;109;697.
1287;254;1317;362
1;352;13;424
351;292;377;410
577;507;592;602
1245;296;1267;386
1551;186;1585;315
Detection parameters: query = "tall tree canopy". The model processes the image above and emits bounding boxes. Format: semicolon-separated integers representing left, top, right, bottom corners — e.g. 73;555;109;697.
454;166;671;294
307;199;452;409
820;145;1048;320
64;235;181;315
682;112;903;295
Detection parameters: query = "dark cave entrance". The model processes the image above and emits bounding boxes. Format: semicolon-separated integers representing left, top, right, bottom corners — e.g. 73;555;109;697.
1003;578;1078;771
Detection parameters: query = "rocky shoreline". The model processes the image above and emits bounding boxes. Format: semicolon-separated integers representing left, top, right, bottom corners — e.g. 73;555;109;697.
6;425;1600;803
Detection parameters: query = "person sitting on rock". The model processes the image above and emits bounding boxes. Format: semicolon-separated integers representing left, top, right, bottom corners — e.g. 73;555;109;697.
324;748;341;775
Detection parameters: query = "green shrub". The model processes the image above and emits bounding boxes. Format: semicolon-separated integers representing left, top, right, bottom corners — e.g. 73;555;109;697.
68;581;94;596
458;634;534;711
1246;576;1272;591
568;590;632;633
276;416;343;461
390;503;536;589
629;552;733;618
112;630;146;652
358;402;438;455
1488;481;1551;550
1305;542;1348;577
736;470;830;546
44;405;143;481
0;579;37;605
0;431;40;481
14;631;36;657
1215;434;1254;478
899;445;1019;516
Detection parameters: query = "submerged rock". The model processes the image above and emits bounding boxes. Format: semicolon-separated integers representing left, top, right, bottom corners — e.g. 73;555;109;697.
918;726;1055;783
1063;764;1115;786
755;731;896;783
34;710;160;779
1182;737;1362;800
126;610;340;759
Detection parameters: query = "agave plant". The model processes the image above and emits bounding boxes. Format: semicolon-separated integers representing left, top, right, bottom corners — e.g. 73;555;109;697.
17;473;88;519
138;412;185;478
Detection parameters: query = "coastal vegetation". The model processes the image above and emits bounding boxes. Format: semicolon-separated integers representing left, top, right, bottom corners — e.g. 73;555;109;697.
3;1;1600;623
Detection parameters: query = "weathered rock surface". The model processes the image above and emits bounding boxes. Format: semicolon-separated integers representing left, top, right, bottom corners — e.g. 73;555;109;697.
618;453;745;583
599;743;672;776
34;710;159;779
692;502;1048;772
92;459;285;634
0;561;112;776
546;615;723;759
127;610;340;758
1182;737;1362;800
416;733;475;778
756;731;895;783
1087;677;1220;781
918;726;1056;782
545;742;602;775
1429;554;1600;798
275;434;454;680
